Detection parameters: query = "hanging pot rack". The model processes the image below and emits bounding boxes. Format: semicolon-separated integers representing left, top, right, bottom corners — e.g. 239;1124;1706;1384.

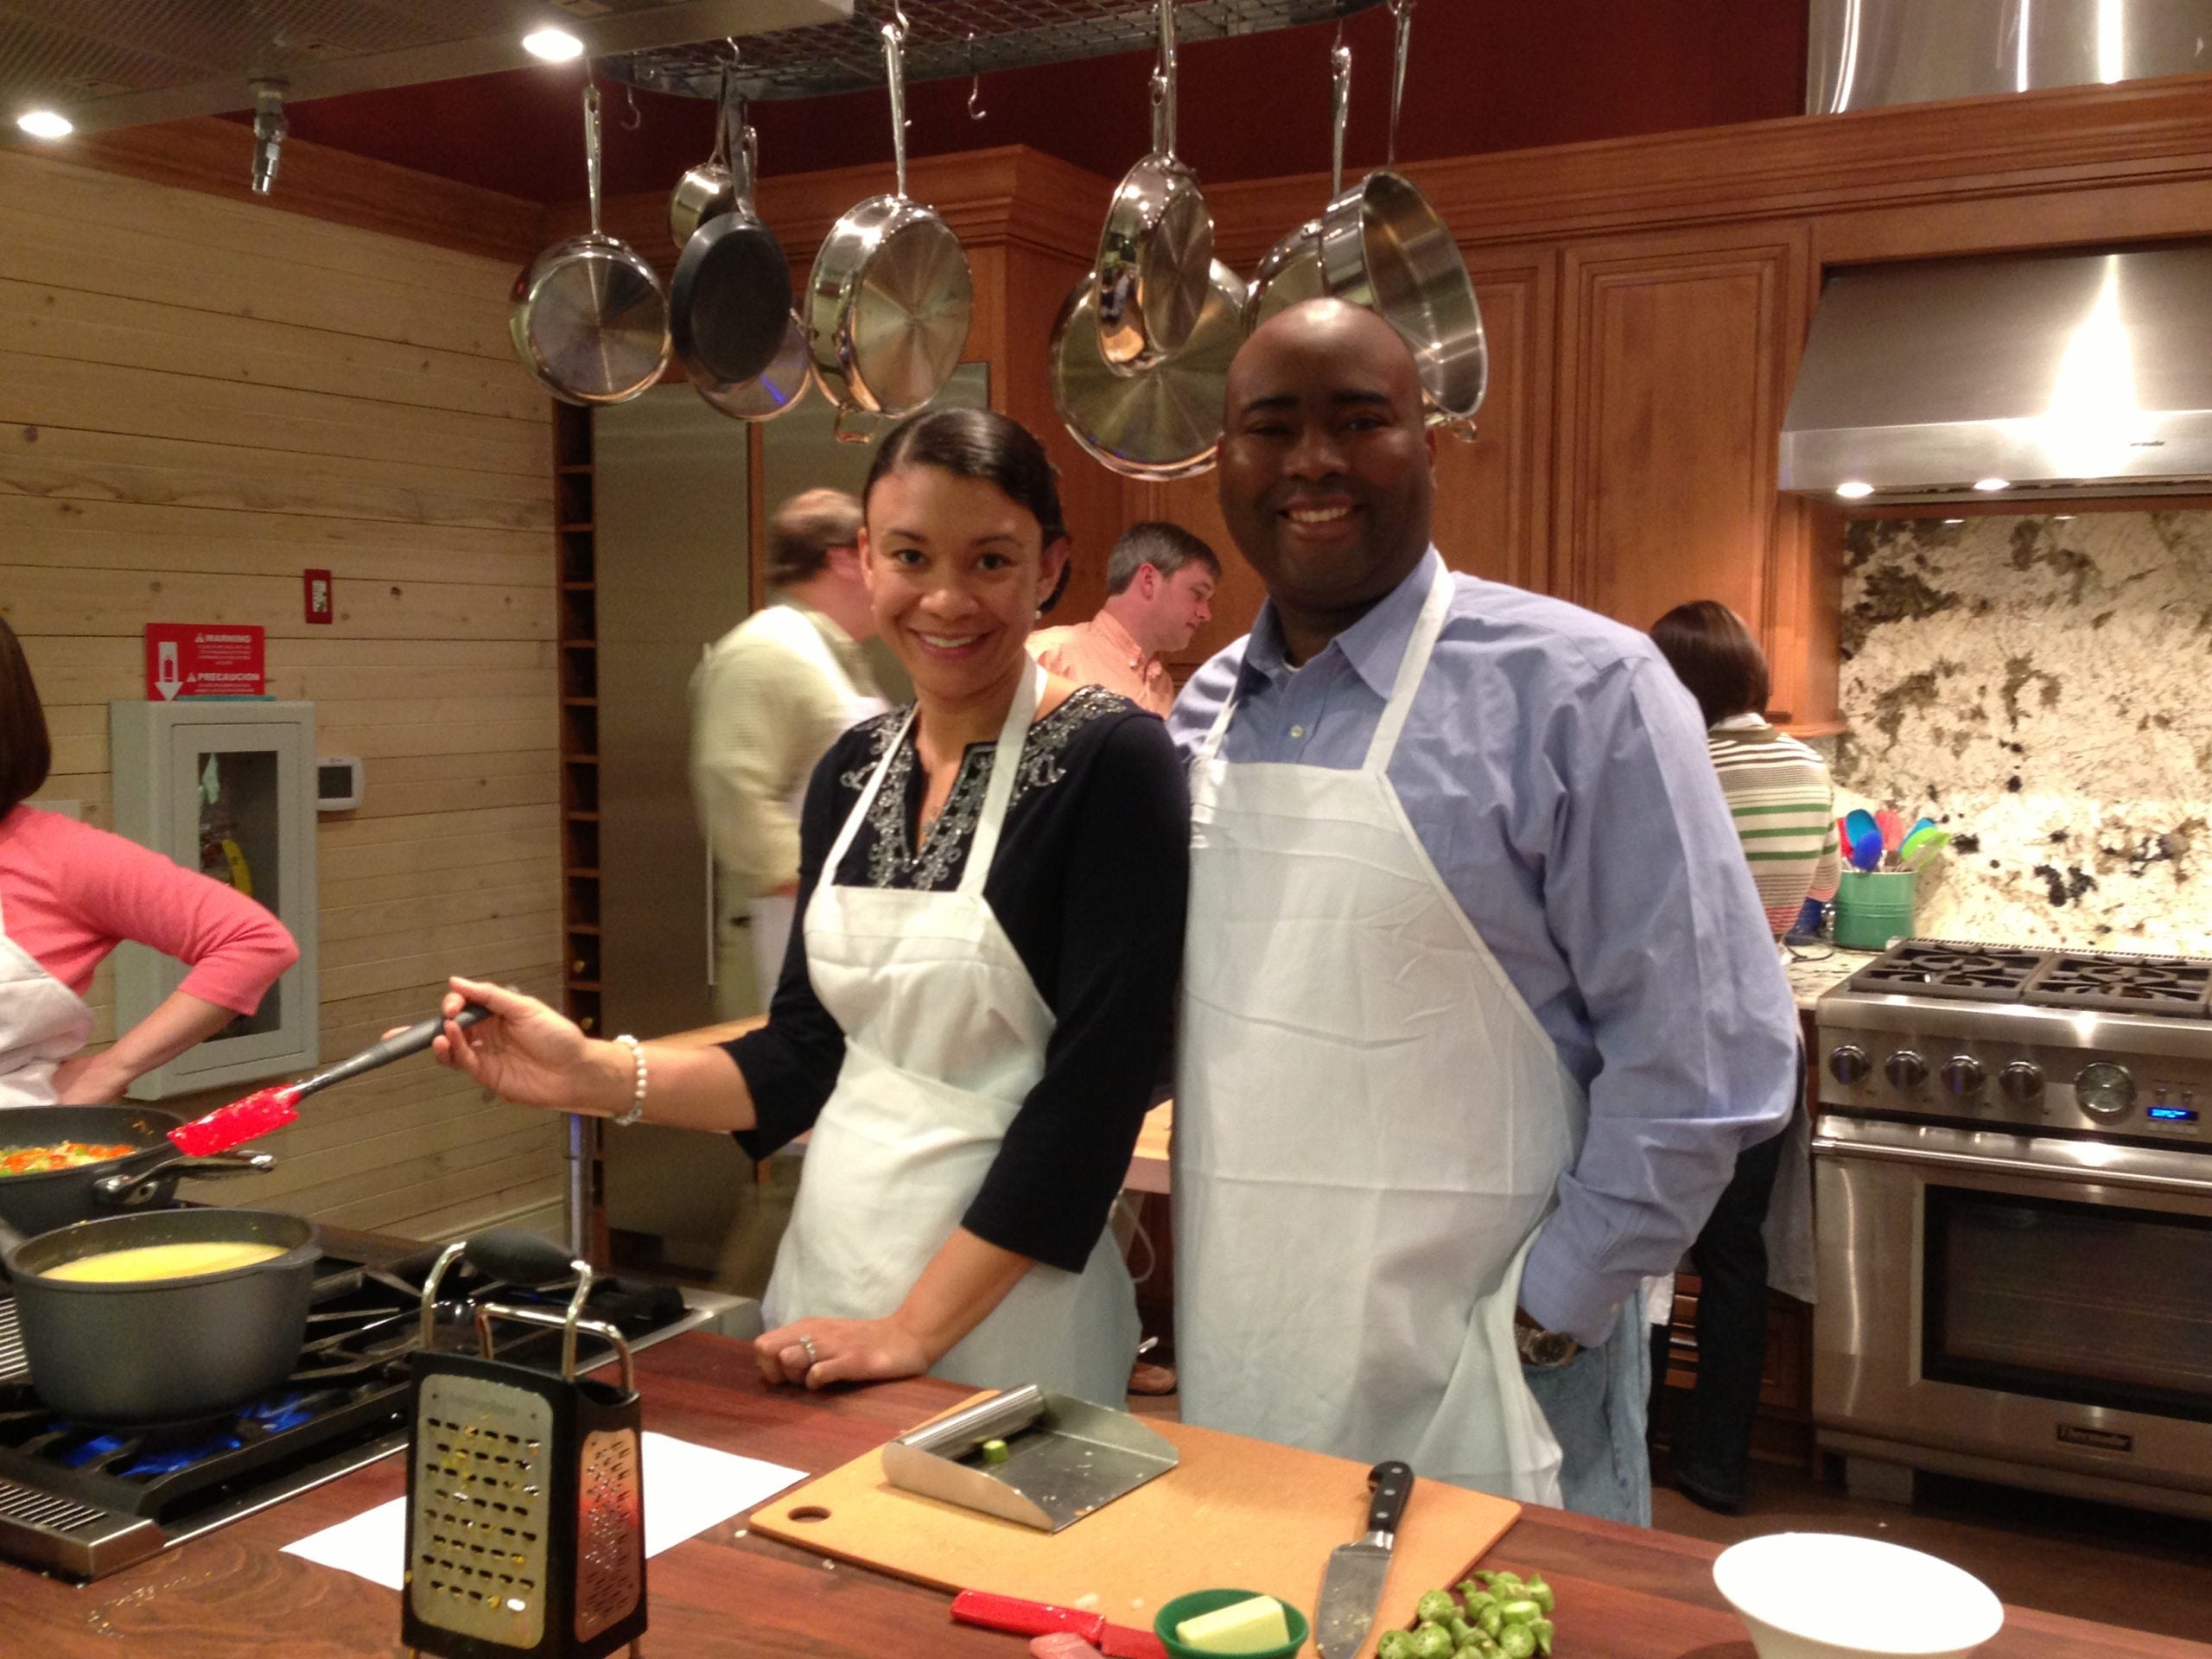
603;0;1386;103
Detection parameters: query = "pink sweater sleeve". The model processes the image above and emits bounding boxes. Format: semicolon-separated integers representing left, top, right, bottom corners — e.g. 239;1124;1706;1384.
16;810;298;1014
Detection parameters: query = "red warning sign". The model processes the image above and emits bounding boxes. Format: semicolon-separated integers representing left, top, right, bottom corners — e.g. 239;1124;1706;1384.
144;624;266;701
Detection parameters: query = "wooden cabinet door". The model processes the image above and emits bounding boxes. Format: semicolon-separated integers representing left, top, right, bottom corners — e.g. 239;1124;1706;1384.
1433;248;1557;594
1554;223;1814;697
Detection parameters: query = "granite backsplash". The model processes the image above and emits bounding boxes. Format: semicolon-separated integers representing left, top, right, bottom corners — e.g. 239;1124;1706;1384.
1834;510;2210;956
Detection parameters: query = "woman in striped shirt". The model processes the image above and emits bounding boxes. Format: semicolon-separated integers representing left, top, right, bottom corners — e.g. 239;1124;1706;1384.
1647;600;1834;1513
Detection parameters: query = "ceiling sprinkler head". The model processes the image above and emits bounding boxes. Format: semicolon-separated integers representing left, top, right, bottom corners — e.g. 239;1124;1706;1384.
251;79;288;194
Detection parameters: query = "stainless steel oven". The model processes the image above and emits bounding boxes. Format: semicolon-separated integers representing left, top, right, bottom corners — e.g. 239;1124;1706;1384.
1812;940;2212;1517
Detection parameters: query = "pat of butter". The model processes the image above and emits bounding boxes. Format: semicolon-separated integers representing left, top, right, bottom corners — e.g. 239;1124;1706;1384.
1176;1597;1291;1655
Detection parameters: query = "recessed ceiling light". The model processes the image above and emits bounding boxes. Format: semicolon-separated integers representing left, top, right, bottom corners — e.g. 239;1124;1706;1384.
16;109;73;139
1973;477;2012;492
1942;518;1964;525
1834;480;1874;499
523;27;586;62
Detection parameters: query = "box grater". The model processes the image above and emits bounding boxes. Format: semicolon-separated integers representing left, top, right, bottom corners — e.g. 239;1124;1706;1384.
401;1236;645;1659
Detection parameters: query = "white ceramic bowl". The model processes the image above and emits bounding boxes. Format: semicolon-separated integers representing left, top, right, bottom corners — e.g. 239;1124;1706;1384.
1713;1533;2005;1659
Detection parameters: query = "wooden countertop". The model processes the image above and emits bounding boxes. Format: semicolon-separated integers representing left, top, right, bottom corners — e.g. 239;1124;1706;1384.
10;1332;2201;1659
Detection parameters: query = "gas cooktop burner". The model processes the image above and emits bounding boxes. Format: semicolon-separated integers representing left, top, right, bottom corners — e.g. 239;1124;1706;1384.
1844;941;2047;1001
0;1234;712;1581
2026;952;2212;1018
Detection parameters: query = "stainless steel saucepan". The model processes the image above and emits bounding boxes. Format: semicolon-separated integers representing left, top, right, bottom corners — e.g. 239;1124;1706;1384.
1095;0;1214;373
510;81;671;407
804;12;973;429
1316;0;1485;427
1244;35;1351;334
666;66;739;250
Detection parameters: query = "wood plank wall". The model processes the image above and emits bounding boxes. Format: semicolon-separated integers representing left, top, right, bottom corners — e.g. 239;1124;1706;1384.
0;147;569;1242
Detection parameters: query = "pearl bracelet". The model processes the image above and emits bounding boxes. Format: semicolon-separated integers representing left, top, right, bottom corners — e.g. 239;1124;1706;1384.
609;1033;647;1127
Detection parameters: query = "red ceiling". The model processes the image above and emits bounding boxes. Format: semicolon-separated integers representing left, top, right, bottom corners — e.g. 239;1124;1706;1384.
225;1;1808;202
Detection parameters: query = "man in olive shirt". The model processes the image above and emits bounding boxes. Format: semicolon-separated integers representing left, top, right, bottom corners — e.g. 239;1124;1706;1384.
691;488;885;1020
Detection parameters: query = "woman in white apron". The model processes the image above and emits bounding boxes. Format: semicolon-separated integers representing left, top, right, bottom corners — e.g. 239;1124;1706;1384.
0;617;296;1109
435;410;1187;1408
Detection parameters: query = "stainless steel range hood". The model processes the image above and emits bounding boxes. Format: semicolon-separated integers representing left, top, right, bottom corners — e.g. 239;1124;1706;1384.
1779;245;2212;502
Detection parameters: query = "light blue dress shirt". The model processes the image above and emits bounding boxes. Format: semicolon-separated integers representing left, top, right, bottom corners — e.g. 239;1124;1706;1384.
1169;550;1798;1346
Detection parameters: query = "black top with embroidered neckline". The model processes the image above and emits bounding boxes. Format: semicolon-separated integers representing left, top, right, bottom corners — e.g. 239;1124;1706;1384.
725;687;1189;1274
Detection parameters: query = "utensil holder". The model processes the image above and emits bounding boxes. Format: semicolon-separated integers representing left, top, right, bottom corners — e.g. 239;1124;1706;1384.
1834;869;1916;950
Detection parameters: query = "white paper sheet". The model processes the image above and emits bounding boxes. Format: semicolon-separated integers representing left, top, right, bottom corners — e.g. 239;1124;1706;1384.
282;1433;804;1592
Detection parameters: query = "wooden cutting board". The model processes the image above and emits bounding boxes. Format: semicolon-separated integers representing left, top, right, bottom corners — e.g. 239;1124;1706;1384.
749;1408;1520;1656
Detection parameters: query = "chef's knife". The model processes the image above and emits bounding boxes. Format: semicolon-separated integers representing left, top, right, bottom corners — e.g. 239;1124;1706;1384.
951;1590;1168;1659
1316;1460;1414;1659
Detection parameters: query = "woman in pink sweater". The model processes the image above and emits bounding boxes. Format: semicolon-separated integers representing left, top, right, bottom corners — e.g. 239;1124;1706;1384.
0;619;297;1108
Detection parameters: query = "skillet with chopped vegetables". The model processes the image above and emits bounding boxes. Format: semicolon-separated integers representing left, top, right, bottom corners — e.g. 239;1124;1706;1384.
1377;1570;1556;1659
0;1141;139;1176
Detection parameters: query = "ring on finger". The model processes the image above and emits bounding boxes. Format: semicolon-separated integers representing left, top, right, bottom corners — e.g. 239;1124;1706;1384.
798;1334;818;1367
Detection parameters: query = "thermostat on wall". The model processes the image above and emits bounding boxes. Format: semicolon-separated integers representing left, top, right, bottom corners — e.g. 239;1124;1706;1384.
315;756;364;812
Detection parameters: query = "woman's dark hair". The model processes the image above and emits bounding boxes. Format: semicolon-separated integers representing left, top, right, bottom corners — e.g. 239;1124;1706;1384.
864;406;1068;548
1649;600;1770;728
0;615;54;817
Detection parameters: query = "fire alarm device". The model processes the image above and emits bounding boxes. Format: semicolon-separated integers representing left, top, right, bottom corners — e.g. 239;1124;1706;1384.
304;569;334;624
316;756;364;812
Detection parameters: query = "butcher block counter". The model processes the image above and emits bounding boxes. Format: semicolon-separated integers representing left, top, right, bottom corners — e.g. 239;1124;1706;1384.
8;1332;2202;1659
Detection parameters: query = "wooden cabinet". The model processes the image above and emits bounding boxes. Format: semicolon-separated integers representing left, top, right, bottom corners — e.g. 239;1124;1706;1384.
1433;249;1558;593
1553;222;1829;724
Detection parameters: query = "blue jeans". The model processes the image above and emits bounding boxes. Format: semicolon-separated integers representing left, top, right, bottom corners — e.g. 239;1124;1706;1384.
1522;1295;1651;1526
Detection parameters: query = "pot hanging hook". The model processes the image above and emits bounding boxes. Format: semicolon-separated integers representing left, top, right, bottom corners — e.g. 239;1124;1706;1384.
967;32;988;120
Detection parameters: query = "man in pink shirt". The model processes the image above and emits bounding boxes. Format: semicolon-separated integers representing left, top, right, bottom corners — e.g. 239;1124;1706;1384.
1029;523;1220;717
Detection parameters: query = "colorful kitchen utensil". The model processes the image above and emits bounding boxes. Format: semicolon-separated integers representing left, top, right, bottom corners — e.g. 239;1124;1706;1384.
1898;824;1951;872
1876;809;1907;854
1850;826;1886;873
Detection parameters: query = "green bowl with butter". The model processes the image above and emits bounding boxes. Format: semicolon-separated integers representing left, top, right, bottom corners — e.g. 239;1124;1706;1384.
1155;1589;1310;1659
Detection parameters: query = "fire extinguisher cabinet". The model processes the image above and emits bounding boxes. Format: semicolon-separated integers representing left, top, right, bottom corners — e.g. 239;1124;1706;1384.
109;700;321;1100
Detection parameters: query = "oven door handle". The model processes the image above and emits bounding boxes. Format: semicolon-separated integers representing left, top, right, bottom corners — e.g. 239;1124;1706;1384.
1810;1133;2212;1198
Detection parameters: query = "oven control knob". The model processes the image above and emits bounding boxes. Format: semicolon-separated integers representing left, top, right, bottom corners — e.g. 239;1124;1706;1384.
1884;1050;1929;1090
1940;1056;1986;1100
1999;1061;2044;1103
1828;1044;1871;1085
2075;1061;2137;1122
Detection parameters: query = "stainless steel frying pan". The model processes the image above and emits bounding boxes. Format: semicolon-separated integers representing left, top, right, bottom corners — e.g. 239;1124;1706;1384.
1050;259;1246;481
804;15;973;428
510;82;671;408
1095;0;1214;372
1244;36;1351;333
1315;0;1486;424
693;310;814;423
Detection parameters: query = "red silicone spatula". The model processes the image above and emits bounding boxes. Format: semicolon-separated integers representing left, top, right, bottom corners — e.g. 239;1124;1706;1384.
166;1001;489;1157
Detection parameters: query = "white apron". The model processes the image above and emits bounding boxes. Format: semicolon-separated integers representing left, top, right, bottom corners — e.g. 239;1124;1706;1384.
1175;565;1586;1504
0;887;94;1109
744;604;891;995
762;663;1141;1404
